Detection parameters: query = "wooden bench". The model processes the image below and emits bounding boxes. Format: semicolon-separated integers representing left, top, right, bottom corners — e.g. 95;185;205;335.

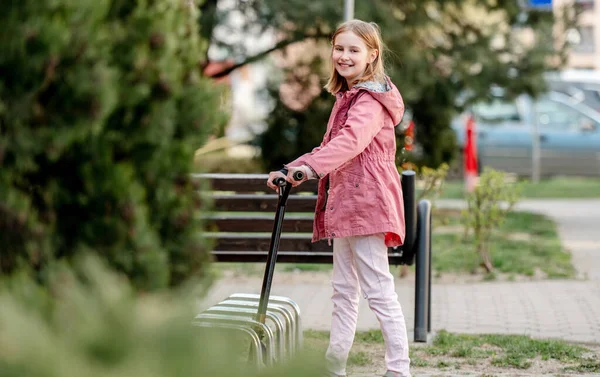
193;170;432;342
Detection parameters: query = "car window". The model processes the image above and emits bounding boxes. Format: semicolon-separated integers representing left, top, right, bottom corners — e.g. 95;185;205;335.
535;97;599;131
582;88;600;112
472;100;521;124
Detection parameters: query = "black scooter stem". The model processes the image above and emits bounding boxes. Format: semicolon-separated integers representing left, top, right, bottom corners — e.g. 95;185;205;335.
256;181;292;323
256;168;303;324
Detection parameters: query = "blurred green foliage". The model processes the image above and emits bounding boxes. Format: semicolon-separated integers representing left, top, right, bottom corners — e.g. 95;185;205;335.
0;255;327;377
0;0;229;289
461;167;522;272
257;86;332;170
405;163;450;205
195;152;265;173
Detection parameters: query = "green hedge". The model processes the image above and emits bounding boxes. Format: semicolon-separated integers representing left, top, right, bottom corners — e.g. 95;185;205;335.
0;0;228;290
0;256;326;377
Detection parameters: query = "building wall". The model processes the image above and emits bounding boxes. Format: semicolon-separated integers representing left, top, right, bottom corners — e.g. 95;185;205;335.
555;0;600;70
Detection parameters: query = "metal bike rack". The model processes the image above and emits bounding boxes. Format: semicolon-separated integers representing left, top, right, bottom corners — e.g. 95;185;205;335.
215;299;297;356
201;307;286;361
193;313;276;365
227;293;303;349
192;322;264;366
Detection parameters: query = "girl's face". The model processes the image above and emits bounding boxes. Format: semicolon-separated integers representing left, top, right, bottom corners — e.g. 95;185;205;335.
332;31;377;86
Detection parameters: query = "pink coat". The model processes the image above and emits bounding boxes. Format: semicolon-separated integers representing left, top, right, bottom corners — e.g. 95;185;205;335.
288;77;406;247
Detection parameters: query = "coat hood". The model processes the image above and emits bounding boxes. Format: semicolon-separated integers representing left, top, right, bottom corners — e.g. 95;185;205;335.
349;76;405;126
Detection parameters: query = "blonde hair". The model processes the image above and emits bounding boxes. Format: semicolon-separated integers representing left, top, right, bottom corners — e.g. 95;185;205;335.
325;20;386;94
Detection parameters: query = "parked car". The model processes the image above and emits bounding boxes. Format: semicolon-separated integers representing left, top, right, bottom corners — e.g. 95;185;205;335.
451;91;600;177
545;69;600;113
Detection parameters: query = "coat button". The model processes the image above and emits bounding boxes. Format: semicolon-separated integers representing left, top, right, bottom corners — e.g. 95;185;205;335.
319;173;324;177
330;206;334;210
355;183;359;188
331;233;336;237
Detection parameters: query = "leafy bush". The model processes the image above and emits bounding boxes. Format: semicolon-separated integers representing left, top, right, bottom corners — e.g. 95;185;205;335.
256;86;332;171
461;168;521;272
400;163;450;204
0;255;326;377
0;0;228;289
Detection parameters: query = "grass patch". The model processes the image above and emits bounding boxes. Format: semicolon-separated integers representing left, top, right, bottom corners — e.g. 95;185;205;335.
304;329;330;341
348;351;370;366
303;330;600;374
422;330;599;372
439;177;600;199
566;360;600;373
432;210;575;278
500;211;559;238
410;357;430;367
354;329;385;343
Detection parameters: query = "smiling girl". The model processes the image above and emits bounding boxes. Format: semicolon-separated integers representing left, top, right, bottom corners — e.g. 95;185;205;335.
267;20;410;377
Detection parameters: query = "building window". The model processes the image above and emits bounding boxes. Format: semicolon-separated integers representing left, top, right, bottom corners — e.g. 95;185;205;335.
573;26;596;53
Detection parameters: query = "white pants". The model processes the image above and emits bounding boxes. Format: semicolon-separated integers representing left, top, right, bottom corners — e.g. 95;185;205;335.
326;234;411;377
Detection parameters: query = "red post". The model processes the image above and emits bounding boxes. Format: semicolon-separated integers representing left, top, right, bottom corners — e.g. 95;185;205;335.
405;120;415;151
464;114;478;193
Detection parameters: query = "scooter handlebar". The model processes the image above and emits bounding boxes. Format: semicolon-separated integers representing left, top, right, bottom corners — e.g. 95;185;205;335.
273;168;305;187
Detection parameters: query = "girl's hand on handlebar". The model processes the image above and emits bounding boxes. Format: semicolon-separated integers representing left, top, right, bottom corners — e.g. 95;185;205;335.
266;165;314;192
285;165;312;187
267;170;287;192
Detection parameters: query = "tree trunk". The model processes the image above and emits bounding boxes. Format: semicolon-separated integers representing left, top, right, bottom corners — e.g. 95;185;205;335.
477;242;494;273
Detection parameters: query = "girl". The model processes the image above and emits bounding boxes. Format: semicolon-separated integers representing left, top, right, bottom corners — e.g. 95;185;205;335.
267;20;410;377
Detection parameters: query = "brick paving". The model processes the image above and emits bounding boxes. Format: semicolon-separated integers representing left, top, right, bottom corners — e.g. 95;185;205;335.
201;276;600;344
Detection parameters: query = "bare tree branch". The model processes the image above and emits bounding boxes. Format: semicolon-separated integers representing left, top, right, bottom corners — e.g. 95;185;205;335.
205;31;330;78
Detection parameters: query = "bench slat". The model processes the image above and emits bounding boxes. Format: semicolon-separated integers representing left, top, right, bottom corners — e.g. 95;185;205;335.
213;251;334;263
193;173;319;193
207;215;314;233
212;251;406;264
212;194;318;212
207;234;330;252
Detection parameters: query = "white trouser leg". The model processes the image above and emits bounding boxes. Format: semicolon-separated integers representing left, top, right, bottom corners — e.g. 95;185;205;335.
326;236;360;376
350;234;411;377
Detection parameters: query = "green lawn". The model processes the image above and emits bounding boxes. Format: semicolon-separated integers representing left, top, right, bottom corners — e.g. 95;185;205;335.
431;209;575;279
438;177;600;199
304;329;600;375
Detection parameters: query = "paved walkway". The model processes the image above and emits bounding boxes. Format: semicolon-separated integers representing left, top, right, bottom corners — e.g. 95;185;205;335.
200;199;600;344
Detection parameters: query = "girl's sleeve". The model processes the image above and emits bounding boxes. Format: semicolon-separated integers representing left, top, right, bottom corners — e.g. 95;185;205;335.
286;138;326;168
298;92;385;178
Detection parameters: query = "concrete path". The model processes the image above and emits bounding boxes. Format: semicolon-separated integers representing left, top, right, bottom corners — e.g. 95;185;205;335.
200;199;600;344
